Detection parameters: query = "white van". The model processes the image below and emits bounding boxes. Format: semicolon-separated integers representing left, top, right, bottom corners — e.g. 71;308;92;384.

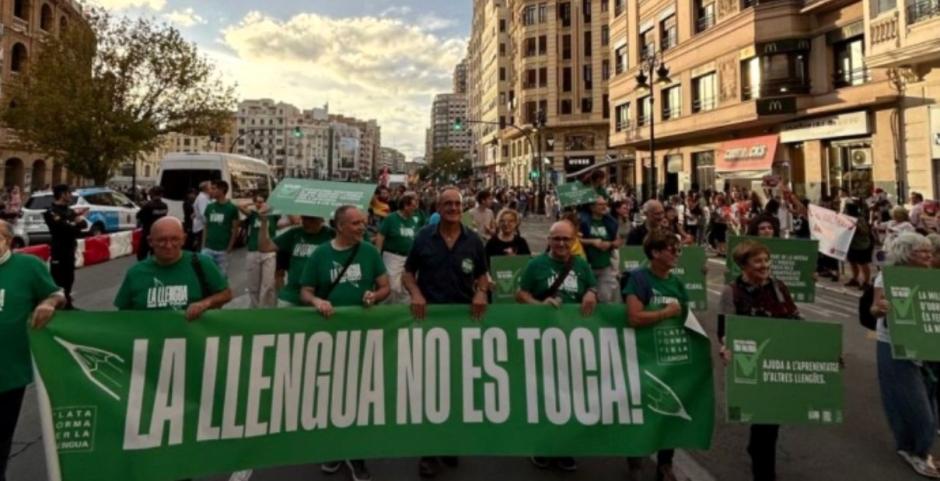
157;152;274;220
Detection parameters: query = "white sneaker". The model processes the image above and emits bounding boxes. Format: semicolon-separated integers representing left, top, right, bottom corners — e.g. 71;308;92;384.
906;454;940;479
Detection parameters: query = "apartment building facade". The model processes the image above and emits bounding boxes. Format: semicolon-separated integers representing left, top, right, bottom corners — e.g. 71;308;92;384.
501;0;616;187
426;93;473;160
607;0;937;202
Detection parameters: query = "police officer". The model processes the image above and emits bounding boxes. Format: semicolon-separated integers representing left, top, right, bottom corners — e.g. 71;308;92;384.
136;186;169;261
0;220;65;481
42;184;87;309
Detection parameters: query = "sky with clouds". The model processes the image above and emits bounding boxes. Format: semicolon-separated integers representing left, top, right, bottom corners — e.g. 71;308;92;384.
90;0;472;160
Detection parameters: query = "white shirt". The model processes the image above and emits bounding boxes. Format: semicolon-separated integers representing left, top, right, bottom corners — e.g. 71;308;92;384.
193;192;211;233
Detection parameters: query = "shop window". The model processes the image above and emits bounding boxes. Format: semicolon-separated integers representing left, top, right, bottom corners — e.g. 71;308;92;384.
695;0;716;33
833;37;868;87
662;85;682;120
693;73;717;112
692;151;716;191
661;15;678;51
827;141;873;198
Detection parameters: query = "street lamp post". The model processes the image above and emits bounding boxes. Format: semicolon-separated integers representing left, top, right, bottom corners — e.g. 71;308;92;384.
635;51;670;201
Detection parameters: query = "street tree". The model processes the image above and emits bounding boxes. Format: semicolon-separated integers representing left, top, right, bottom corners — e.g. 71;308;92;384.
1;10;236;185
424;148;472;183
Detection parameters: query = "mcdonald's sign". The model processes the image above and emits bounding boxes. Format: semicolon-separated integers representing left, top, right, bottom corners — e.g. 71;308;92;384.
757;96;797;116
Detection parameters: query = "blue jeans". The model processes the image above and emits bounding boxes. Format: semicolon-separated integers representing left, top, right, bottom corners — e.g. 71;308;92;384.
201;248;229;275
877;341;937;457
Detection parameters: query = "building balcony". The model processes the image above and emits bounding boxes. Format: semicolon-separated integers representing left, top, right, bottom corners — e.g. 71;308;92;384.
867;6;940;67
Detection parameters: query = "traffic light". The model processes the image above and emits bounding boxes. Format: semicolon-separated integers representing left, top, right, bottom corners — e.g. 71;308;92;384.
529;169;540;179
453;117;463;131
292;127;303;138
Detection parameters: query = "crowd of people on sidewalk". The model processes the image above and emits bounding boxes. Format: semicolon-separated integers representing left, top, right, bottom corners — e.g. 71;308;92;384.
4;170;940;481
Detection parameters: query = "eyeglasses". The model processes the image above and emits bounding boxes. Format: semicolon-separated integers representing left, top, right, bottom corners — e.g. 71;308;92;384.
440;201;462;208
151;237;184;246
549;236;574;244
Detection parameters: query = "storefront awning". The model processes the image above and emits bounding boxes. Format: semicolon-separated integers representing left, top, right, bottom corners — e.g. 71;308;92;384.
716;135;779;173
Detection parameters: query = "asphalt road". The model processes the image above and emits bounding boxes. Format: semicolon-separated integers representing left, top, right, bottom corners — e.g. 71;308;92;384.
6;217;935;481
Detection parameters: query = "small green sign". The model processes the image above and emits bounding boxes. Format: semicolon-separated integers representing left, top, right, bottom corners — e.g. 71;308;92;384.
490;255;532;303
883;266;940;361
268;179;376;218
725;316;843;424
556;182;599;208
725;236;819;302
619;246;708;310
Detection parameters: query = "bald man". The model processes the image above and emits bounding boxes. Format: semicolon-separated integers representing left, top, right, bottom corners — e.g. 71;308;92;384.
0;220;64;481
114;217;232;320
518;221;598;313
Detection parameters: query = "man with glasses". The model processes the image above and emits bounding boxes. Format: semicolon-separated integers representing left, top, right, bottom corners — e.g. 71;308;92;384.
581;196;623;303
627;200;666;246
402;187;489;478
623;230;689;481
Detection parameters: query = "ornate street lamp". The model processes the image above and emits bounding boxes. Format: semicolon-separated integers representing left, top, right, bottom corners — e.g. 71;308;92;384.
635;51;670;200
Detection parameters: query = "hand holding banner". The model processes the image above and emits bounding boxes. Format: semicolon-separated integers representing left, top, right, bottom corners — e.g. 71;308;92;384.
725;316;843;424
556;182;599;208
619;246;708;310
489;255;532;303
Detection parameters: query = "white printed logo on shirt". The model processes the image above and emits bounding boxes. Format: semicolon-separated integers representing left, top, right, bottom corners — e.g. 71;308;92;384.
146;279;189;309
590;225;607;237
210;213;225;224
331;263;362;287
0;289;5;312
547;272;580;294
293;243;316;258
399;227;415;238
651;289;678;306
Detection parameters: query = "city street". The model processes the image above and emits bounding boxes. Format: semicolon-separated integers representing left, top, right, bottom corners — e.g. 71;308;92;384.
6;217;933;481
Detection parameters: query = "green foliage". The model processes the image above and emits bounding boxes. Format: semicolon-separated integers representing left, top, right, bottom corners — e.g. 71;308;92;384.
427;148;471;183
1;10;236;184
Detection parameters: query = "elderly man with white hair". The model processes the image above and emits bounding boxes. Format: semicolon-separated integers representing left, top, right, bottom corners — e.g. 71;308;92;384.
870;232;940;479
0;220;65;481
626;199;666;246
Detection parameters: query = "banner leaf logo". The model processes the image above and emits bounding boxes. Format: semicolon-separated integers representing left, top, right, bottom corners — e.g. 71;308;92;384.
643;370;692;421
54;337;126;401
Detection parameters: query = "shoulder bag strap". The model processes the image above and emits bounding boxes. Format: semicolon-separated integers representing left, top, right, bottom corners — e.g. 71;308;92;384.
322;242;361;300
191;253;215;298
538;257;574;301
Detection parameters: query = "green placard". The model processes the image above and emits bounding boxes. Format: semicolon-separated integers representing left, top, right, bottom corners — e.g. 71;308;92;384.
268;179;376;218
725;316;843;424
556;182;599;208
619;246;708;310
725;236;819;302
883;266;940;361
490;255;532;303
31;305;715;481
462;210;474;228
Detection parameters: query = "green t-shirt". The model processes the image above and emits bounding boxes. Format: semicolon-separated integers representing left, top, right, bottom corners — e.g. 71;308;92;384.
0;254;61;392
519;253;597;304
274;226;335;305
379;211;419;255
584;219;613;269
114;252;229;311
246;212;280;252
299;242;387;307
204;201;240;251
622;267;689;322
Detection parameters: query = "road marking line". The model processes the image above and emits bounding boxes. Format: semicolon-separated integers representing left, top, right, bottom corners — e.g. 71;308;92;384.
674;449;717;481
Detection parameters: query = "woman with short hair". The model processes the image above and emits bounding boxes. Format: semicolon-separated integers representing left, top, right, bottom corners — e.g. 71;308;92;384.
485;208;531;262
870;232;940;478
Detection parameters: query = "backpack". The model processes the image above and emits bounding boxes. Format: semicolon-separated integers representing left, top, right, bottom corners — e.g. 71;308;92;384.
859;284;877;331
619;267;654;304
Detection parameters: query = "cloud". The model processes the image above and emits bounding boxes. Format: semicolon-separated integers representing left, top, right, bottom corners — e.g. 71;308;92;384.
89;0;166;11
416;13;456;31
216;11;467;158
163;8;207;28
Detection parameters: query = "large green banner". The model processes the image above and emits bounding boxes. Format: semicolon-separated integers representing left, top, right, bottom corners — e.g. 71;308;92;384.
725;237;818;302
268;179;376;218
31;306;714;481
883;266;940;360
556;182;598;208
490;255;532;304
725;316;843;424
619;246;708;310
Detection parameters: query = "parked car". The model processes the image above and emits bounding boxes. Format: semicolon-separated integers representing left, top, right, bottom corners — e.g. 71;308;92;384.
20;187;140;245
10;219;29;249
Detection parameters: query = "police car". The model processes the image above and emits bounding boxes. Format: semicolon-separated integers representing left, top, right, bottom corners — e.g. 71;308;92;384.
20;187;139;245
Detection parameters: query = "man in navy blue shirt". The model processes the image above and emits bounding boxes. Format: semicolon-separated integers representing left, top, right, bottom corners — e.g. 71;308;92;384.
402;186;489;477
